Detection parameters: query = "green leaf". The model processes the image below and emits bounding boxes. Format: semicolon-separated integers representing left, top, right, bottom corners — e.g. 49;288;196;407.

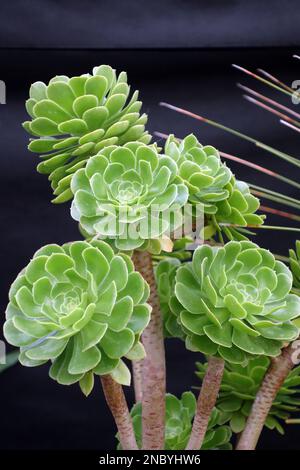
79;371;95;396
33;99;72;123
125;342;146;360
30;117;59;136
73;95;98;118
110;359;131;386
93;350;119;375
100;328;134;359
68;334;101;374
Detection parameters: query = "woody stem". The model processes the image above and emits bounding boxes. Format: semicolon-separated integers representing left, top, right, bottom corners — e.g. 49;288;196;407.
132;250;166;450
100;374;138;450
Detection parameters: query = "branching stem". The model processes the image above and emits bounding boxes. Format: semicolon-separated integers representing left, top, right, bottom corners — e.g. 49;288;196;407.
132;250;166;450
186;356;224;450
236;342;299;450
100;375;138;450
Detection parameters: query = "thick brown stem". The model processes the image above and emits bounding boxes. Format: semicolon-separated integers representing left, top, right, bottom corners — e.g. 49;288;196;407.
237;342;299;450
132;359;143;402
186;356;224;450
100;375;138;450
132;250;166;450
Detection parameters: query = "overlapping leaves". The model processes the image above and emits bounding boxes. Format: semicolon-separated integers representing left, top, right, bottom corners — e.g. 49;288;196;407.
23;65;151;203
196;357;300;434
173;241;300;364
155;258;184;339
117;392;232;450
213;178;266;241
4;241;151;392
70;142;188;252
289;240;300;289
164;134;265;242
165;134;232;214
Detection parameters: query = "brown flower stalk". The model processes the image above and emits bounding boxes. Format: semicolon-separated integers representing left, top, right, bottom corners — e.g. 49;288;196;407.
236;341;300;450
186;356;225;450
100;375;138;450
132;250;166;450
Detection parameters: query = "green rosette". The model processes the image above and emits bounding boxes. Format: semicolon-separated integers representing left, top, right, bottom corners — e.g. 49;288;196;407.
174;241;300;364
70;142;189;252
213;178;266;241
3;240;151;394
23;65;151;203
164;134;265;242
196;357;300;434
164;134;232;214
117;392;232;450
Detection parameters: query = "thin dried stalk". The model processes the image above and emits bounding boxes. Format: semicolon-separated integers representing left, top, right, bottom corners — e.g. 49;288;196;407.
244;95;300;128
281;119;300;134
236;342;299;450
100;375;138;450
132;250;166;450
237;83;300;119
250;185;300;211
260;205;300;222
232;64;293;97
257;68;294;93
132;359;144;402
219;223;300;233
159;102;300;167
186;356;224;450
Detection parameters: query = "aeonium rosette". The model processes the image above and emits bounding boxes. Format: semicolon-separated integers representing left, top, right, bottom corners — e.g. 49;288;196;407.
70;142;189;252
4;240;151;393
164;134;265;242
23;65;151;203
214;178;265;241
196;357;300;434
164;134;232;214
173;241;300;364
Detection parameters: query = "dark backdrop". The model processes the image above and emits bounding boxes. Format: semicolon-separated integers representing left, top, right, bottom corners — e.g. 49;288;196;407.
0;1;300;451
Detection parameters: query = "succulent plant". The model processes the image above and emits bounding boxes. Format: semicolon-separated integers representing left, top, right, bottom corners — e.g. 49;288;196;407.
196;357;300;434
173;241;300;364
23;65;151;203
70;142;189;252
117;392;232;450
289;240;300;289
164;134;265;242
3;240;151;393
213;178;266;241
164;134;232;214
155;258;184;339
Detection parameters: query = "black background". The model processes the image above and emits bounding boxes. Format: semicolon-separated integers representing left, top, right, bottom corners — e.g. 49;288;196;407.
0;0;300;450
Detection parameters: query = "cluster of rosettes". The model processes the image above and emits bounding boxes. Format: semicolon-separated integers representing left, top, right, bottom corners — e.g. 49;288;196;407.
4;241;151;392
23;65;151;203
196;357;300;434
164;134;265;241
169;241;300;364
70;142;188;252
117;392;232;450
